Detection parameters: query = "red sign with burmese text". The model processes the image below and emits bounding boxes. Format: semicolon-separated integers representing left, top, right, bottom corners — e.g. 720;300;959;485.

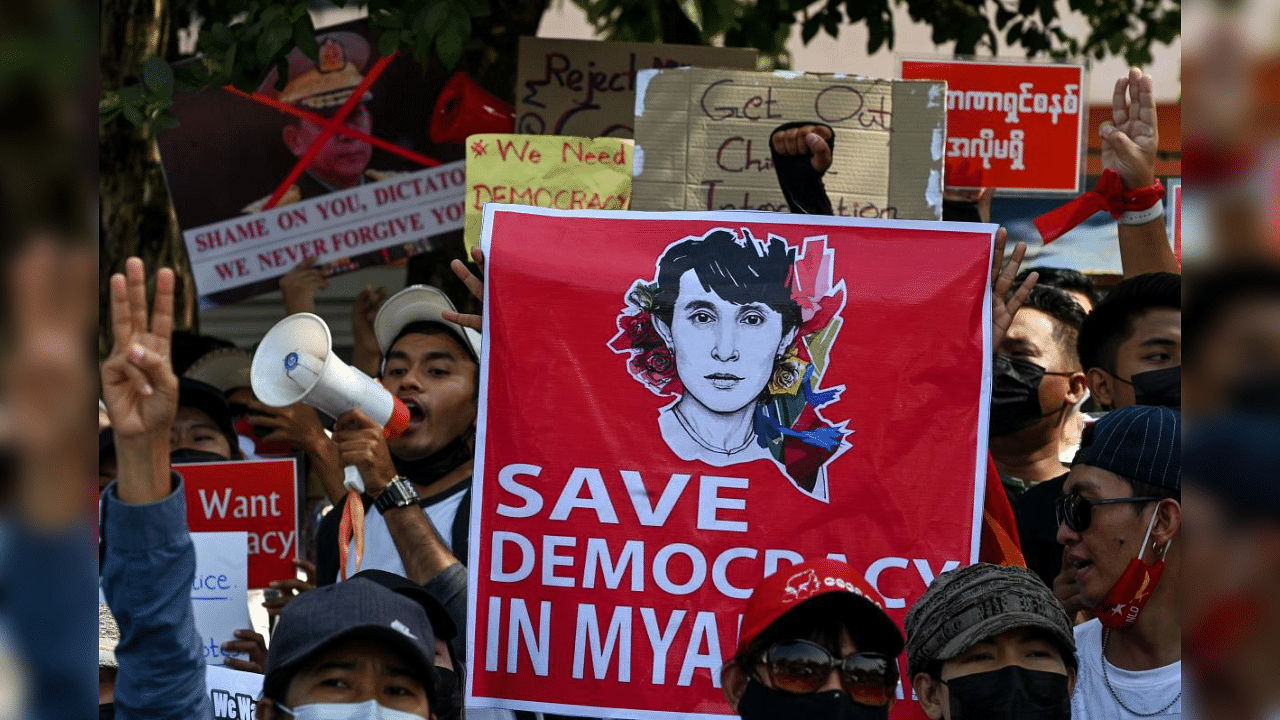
900;58;1085;193
465;206;994;719
178;457;303;589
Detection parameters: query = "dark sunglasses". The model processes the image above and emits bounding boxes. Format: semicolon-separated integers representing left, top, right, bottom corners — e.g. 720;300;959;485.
762;639;897;706
1055;492;1162;533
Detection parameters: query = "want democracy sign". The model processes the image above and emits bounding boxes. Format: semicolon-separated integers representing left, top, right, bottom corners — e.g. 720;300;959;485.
178;457;302;589
464;134;633;254
900;58;1086;193
466;205;994;718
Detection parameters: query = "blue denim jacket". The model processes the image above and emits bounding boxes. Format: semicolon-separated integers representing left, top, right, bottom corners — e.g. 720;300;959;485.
101;477;211;719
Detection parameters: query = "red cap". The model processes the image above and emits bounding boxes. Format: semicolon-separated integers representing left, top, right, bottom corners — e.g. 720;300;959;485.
383;397;411;440
736;558;904;659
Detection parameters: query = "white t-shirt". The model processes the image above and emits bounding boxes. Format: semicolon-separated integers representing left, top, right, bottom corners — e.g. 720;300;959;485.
341;466;470;576
1072;619;1182;720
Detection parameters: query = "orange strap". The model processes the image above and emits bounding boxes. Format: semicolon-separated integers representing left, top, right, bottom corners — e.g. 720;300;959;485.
338;488;365;581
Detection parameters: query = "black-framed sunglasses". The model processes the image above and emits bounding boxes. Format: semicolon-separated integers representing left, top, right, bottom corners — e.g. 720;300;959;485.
762;639;897;707
1055;492;1162;533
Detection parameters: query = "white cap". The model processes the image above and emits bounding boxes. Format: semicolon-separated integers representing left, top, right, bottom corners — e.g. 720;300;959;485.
373;285;481;361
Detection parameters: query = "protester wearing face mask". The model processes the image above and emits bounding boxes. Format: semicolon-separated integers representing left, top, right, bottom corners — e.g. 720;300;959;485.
719;558;904;720
256;578;438;720
1077;272;1181;411
1183;411;1280;720
1056;405;1181;719
352;570;464;720
906;563;1077;720
990;285;1088;500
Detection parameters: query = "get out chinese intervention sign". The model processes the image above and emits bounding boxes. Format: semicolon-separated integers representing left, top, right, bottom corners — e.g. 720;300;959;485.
156;18;469;306
178;457;302;589
466;205;995;718
515;37;758;138
900;58;1086;193
464;134;633;254
630;68;946;220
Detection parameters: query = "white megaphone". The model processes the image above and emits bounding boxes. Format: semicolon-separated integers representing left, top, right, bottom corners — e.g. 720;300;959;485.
251;313;410;440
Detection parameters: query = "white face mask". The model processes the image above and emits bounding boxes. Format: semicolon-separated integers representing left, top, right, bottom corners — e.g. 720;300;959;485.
276;699;426;720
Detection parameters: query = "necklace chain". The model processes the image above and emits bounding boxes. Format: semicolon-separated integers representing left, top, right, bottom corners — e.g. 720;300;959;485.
1101;629;1181;717
672;404;754;455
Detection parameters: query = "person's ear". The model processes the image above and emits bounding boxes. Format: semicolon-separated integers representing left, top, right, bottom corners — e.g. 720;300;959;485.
1066;666;1077;696
652;315;674;348
912;672;947;720
720;664;748;711
282;124;305;157
1151;498;1181;551
778;327;799;357
1086;368;1115;409
1065;371;1089;406
257;699;278;720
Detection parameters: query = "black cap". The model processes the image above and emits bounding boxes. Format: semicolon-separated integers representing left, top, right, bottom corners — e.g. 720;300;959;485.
351;569;457;641
178;378;239;453
265;578;438;701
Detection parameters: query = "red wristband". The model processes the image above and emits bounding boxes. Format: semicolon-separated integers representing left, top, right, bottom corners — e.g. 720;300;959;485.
1034;170;1166;244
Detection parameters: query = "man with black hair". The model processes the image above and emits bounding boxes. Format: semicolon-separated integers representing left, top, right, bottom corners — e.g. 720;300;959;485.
906;563;1078;720
1057;405;1181;719
1016;267;1099;314
990;285;1088;500
1077;271;1181;411
1184;263;1280;412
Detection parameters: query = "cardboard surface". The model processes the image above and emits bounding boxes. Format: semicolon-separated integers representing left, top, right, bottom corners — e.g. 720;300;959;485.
515;38;757;138
464;134;633;253
630;68;945;220
900;58;1086;193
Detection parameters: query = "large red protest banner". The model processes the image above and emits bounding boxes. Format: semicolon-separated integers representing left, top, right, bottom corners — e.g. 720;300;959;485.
900;58;1085;193
465;206;994;718
178;457;302;589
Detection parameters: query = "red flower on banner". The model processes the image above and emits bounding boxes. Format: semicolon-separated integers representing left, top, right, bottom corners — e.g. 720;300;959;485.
609;285;685;396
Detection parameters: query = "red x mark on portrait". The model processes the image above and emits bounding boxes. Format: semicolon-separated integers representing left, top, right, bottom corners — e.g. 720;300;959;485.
225;50;441;212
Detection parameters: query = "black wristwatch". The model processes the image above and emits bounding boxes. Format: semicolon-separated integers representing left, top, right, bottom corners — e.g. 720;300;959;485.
372;476;420;514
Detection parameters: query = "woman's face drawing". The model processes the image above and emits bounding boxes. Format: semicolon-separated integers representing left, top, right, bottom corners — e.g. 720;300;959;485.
661;269;795;413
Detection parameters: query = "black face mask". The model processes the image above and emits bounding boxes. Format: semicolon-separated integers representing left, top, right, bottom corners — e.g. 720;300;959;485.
433;664;463;720
738;679;890;720
392;430;473;484
99;702;115;720
1126;366;1180;408
990;355;1070;438
945;666;1071;720
169;448;233;464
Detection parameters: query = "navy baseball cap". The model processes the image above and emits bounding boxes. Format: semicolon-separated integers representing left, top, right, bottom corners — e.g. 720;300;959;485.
1074;405;1180;491
265;578;438;698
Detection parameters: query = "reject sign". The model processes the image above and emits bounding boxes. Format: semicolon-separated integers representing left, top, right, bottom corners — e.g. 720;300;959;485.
464;134;633;254
192;532;253;667
179;456;302;588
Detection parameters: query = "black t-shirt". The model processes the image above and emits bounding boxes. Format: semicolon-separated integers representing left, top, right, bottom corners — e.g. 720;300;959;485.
1015;473;1068;588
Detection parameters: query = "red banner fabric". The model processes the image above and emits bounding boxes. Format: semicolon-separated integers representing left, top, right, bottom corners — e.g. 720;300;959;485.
901;59;1085;193
466;207;995;719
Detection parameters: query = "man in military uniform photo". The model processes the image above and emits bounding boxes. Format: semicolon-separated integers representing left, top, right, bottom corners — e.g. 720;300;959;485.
243;31;399;213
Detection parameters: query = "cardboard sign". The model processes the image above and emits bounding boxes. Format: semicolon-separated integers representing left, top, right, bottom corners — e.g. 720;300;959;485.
464;134;633;253
178;457;302;589
1168;178;1181;264
630;68;945;220
515;37;758;138
465;205;993;718
207;665;264;720
900;58;1086;193
192;532;253;667
156;19;470;306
